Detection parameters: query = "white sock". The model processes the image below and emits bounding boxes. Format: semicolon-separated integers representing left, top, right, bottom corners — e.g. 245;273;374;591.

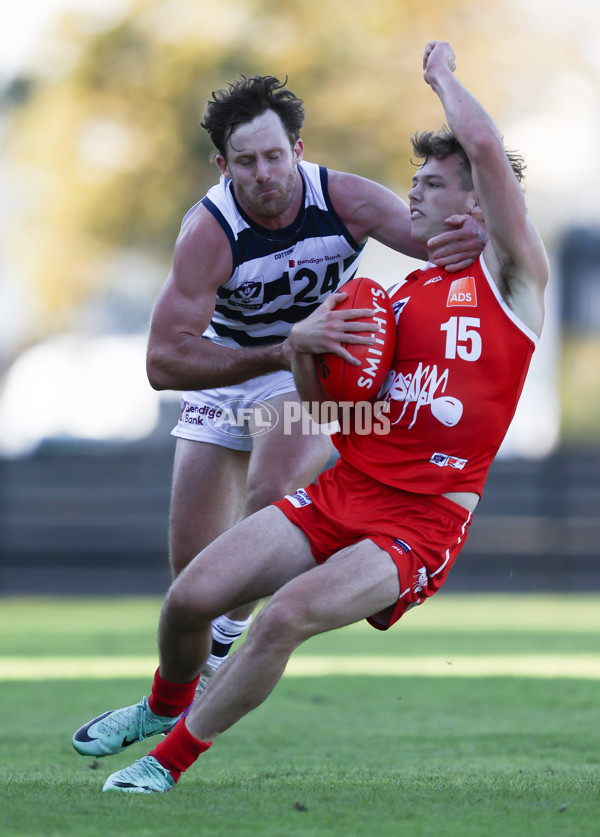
209;613;253;662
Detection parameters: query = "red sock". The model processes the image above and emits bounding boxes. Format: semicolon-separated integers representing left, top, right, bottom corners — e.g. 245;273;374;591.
147;667;200;717
149;718;212;781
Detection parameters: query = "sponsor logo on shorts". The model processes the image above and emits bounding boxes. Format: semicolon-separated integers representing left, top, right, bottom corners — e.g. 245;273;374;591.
179;400;224;426
413;566;429;594
392;538;412;554
285;488;312;508
430;452;468;470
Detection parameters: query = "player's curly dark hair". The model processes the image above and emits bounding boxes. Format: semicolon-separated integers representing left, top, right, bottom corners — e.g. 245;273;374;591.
201;75;305;159
410;126;526;188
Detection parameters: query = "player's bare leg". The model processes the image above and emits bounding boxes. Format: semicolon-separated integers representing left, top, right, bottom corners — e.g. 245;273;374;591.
158;507;318;680
166;438;251;702
78;512;401;791
161;529;400;741
86;507;314;789
243;391;333;517
169;438;249;578
194;392;333;692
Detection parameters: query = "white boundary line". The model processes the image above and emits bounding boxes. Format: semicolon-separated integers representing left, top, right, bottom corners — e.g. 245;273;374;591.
2;655;600;680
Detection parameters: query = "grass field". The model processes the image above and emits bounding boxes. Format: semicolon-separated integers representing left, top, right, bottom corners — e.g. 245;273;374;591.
1;594;599;836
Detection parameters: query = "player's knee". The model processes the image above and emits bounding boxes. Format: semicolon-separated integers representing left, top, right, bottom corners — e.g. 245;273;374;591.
244;482;284;517
163;573;212;632
245;469;307;515
249;596;313;651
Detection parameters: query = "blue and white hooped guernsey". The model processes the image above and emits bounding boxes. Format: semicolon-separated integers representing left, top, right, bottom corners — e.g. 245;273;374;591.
182;160;365;349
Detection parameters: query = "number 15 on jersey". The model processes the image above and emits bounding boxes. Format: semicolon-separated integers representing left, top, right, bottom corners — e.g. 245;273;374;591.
440;316;481;361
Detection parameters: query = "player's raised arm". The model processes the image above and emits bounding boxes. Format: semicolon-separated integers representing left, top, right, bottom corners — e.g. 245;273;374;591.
421;40;549;335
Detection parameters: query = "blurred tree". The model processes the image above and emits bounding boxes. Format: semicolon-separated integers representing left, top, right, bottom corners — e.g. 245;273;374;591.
2;0;557;336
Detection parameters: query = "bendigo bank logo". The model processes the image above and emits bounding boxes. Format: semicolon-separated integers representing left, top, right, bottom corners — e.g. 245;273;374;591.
447;275;477;308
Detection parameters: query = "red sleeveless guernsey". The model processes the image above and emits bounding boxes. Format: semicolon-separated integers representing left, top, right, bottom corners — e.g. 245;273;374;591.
333;256;538;496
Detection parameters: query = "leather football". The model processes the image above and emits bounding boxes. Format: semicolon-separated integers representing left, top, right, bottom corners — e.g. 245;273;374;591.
315;276;396;403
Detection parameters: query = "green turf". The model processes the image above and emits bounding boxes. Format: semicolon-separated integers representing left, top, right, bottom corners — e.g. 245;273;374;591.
1;595;599;836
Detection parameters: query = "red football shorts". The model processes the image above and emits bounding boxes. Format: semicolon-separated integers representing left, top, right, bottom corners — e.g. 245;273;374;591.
273;456;472;630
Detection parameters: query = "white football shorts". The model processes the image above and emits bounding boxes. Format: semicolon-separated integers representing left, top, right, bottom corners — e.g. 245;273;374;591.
171;369;298;451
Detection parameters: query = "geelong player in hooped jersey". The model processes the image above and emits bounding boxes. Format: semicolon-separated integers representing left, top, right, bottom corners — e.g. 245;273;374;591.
196;160;365;350
74;44;547;793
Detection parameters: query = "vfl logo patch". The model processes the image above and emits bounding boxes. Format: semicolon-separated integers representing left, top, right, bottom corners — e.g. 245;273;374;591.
447;275;477;308
430;452;468;470
285;488;312;509
230;280;264;309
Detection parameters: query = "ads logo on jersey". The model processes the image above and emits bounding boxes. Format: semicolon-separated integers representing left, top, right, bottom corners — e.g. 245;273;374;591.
447;275;477;308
